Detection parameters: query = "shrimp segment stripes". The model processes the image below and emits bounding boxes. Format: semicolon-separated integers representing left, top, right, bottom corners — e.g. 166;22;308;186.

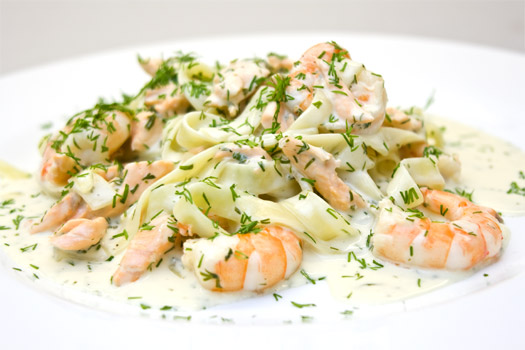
286;42;350;115
183;226;302;292
372;188;503;269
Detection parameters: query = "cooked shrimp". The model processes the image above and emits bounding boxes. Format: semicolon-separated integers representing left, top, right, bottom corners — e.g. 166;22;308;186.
347;70;387;133
50;217;108;251
285;42;386;133
64;110;130;165
39;110;131;189
130;111;164;152
286;42;346;114
31;164;120;233
30;192;83;233
90;160;175;218
372;188;503;269
31;160;174;233
182;225;302;292
281;137;365;211
70;160;175;219
144;82;189;118
206;60;270;117
39;148;77;187
112;213;178;286
384;107;423;131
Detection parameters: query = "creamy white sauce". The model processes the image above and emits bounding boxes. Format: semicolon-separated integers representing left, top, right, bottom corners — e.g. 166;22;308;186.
433;116;525;215
0;116;524;318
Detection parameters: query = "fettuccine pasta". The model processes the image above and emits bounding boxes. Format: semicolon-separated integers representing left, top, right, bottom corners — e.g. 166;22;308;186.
1;41;515;310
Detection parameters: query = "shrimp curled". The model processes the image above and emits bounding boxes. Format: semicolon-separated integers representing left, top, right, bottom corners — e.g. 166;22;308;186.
285;42;386;134
372;188;503;270
182;226;302;292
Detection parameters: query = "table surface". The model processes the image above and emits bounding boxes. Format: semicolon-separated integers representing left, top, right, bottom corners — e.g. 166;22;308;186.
0;0;524;75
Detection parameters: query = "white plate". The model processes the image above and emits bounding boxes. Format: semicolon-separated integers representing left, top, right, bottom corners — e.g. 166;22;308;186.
1;33;524;349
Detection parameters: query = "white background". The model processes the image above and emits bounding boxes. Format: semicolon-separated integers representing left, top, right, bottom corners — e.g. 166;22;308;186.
0;0;524;75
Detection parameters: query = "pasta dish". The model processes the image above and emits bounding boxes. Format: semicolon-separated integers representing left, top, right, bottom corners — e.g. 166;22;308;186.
1;41;524;313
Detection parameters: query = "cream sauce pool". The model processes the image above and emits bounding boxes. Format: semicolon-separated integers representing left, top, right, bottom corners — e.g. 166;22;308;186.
0;117;524;317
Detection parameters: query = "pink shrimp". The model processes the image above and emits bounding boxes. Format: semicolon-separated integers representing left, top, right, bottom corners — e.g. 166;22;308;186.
50;217;108;251
384;107;423;131
39;148;78;187
90;160;175;218
206;60;270;117
112;213;179;286
372;188;503;269
285;42;386;133
29;193;83;234
182;226;302;292
31;160;174;234
39;110;131;189
144;83;189;118
286;42;348;114
281;137;365;211
130;111;164;152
